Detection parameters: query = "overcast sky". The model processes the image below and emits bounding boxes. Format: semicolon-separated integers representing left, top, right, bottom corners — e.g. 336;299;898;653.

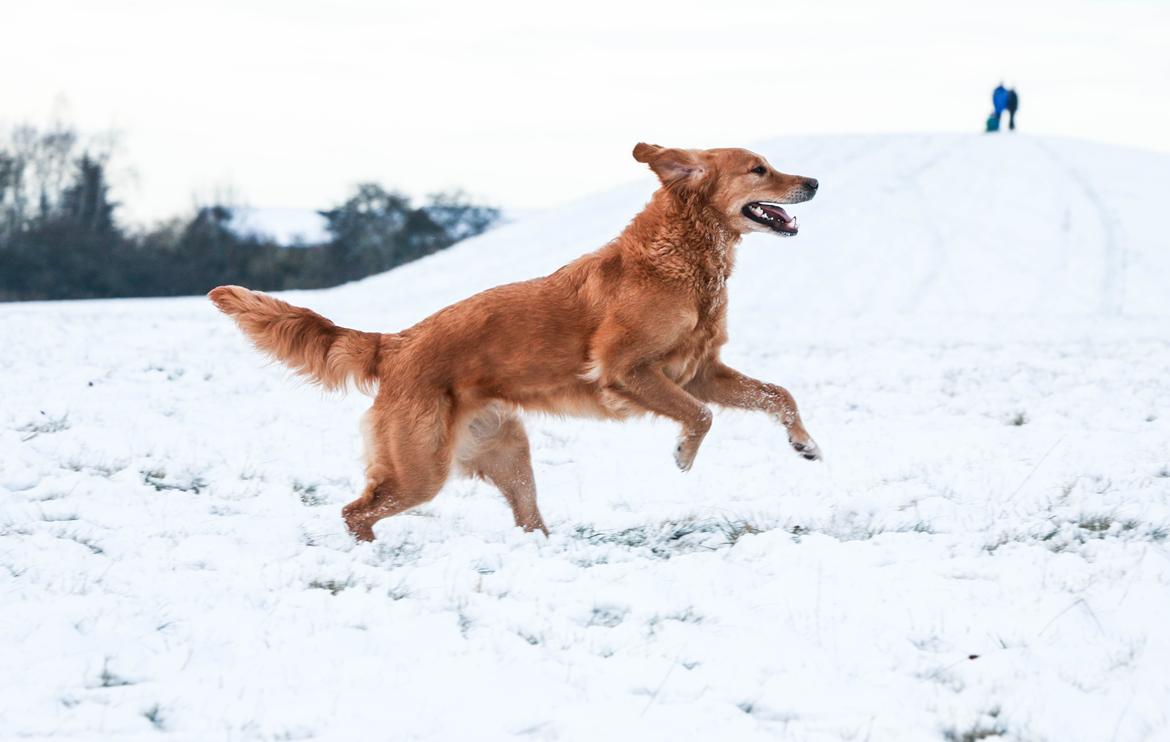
4;0;1168;224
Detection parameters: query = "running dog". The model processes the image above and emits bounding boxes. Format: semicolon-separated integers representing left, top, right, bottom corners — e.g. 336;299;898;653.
210;143;821;541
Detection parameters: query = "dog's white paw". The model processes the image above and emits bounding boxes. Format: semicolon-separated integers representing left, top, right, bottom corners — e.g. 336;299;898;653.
790;437;822;461
674;439;699;472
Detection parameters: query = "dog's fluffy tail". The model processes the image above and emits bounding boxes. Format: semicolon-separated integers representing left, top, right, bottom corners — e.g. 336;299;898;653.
209;285;383;394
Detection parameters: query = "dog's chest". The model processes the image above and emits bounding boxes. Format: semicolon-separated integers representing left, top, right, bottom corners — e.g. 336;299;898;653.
695;232;734;313
666;245;732;384
664;312;727;385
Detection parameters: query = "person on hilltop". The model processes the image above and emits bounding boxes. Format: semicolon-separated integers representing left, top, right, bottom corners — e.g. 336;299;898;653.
1006;87;1019;130
992;82;1009;129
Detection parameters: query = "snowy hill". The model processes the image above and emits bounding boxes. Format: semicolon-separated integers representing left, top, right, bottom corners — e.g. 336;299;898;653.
305;133;1170;324
231;207;330;245
3;134;1170;741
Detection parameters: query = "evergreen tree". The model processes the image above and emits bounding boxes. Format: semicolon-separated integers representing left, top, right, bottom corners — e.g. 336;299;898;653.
60;155;116;235
319;184;412;281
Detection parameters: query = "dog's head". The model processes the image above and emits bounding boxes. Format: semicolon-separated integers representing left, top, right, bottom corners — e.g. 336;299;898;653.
633;143;818;237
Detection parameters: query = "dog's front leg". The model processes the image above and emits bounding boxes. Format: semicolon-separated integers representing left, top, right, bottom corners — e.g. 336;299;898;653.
611;365;712;471
687;362;821;461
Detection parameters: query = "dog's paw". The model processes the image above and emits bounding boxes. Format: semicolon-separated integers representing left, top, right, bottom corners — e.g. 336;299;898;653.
790;437;822;462
674;439;699;472
674;413;712;472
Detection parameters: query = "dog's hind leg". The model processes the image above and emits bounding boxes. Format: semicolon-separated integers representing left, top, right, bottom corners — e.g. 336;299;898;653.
342;467;399;543
342;398;454;542
458;404;548;534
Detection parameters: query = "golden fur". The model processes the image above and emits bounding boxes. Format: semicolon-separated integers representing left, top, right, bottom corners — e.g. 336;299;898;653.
210;143;821;540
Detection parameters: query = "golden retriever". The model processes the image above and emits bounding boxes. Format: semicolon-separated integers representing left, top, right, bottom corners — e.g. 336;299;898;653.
210;143;820;541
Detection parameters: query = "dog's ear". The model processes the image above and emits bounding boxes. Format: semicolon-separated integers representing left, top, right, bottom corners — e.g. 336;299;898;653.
633;143;707;189
632;142;663;163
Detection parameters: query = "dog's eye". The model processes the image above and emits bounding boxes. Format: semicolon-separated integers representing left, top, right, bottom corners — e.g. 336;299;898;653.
751;165;766;175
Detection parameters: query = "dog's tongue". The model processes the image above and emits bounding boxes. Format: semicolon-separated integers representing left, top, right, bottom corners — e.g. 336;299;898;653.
759;204;791;223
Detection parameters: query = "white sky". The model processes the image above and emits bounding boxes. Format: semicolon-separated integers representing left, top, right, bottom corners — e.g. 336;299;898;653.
4;0;1168;224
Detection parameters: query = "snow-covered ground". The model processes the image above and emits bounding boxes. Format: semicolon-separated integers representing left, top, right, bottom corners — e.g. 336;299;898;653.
3;133;1170;741
231;207;330;246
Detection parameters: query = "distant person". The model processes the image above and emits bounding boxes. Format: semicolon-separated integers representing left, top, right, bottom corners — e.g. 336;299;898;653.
1006;87;1019;130
992;82;1009;129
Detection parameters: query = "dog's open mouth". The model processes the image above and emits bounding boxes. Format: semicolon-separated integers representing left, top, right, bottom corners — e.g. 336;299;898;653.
743;202;798;235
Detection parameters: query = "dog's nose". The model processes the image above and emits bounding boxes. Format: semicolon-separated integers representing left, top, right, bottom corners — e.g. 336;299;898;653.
804;178;819;191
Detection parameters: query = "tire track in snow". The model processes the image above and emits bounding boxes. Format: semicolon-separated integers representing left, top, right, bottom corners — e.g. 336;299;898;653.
1030;139;1125;316
895;136;967;313
897;179;948;314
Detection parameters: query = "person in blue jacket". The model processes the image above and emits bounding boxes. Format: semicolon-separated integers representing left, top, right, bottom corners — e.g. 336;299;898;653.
1006;88;1019;130
992;83;1009;129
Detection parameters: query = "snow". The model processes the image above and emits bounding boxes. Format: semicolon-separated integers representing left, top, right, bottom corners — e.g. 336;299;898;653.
231;207;330;245
3;133;1170;741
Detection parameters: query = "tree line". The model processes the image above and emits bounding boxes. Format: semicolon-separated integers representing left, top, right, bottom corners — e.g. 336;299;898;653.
0;121;500;301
